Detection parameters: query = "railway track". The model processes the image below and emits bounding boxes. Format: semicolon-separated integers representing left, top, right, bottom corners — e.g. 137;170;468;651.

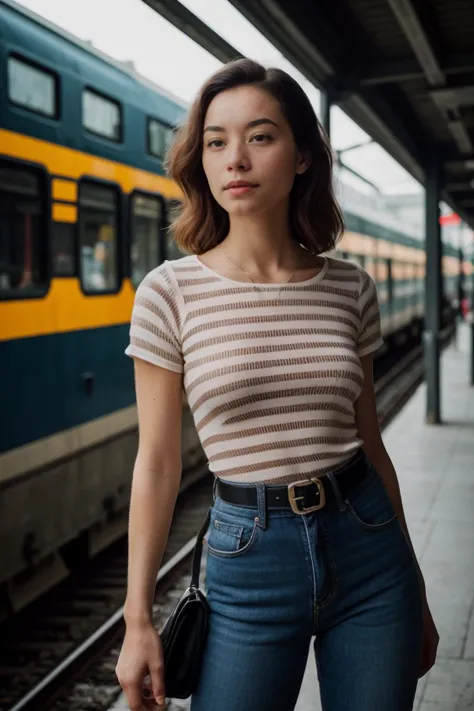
0;471;213;711
375;324;454;430
0;325;455;711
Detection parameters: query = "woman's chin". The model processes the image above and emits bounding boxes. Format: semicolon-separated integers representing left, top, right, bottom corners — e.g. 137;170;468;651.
225;199;281;219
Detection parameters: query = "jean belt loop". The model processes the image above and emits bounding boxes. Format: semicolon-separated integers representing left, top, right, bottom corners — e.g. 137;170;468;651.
256;483;268;530
212;475;218;503
326;471;347;512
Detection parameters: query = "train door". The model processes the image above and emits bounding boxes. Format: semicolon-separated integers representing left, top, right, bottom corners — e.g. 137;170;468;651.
129;191;164;287
164;199;185;261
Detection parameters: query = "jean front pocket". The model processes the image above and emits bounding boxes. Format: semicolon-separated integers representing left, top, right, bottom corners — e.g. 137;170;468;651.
206;506;260;558
344;466;398;531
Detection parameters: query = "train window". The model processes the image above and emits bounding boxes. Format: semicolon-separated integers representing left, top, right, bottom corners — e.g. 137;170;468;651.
79;182;119;293
8;55;58;118
52;222;76;276
131;193;162;287
83;89;121;142
0;162;48;295
148;119;174;159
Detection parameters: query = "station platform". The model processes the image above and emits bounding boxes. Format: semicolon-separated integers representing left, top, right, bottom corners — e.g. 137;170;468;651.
110;324;474;711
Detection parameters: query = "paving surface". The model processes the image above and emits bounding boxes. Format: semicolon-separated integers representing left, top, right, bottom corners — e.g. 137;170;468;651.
111;324;474;711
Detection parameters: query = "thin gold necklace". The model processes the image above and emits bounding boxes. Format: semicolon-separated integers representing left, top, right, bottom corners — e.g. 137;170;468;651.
223;251;297;298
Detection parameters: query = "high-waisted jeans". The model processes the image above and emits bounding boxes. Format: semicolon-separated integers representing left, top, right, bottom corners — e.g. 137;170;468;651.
190;459;424;711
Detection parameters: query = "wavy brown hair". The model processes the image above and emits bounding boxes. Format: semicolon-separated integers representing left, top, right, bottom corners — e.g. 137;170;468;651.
166;58;344;255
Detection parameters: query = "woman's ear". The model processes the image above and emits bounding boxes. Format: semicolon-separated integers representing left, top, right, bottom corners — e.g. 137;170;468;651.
295;151;311;175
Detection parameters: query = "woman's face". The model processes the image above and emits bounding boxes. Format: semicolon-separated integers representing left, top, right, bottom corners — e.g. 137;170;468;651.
202;85;307;218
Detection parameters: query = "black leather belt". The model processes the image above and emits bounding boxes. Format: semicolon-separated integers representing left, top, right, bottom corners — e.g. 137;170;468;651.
215;450;369;515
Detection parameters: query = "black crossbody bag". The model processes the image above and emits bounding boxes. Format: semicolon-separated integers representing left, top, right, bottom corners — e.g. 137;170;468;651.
159;509;211;699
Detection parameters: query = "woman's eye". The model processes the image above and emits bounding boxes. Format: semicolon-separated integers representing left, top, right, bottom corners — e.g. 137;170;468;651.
251;133;272;143
208;139;224;148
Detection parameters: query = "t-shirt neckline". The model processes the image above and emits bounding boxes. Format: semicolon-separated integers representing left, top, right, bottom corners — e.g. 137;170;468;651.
192;254;328;288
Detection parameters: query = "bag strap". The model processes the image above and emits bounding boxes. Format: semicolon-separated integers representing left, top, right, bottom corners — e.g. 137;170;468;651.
190;507;211;590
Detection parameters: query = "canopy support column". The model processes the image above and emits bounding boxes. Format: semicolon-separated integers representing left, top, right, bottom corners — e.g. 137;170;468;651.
320;90;331;139
424;154;442;424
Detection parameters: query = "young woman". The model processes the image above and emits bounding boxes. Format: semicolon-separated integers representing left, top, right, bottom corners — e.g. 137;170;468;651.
115;58;439;711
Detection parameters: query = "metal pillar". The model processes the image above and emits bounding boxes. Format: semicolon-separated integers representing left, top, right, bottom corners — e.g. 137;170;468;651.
423;154;442;424
471;256;474;386
320;90;331;140
471;316;474;386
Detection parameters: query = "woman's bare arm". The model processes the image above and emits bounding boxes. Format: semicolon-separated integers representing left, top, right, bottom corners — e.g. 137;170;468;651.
116;358;183;708
354;354;424;591
354;352;439;677
123;358;184;625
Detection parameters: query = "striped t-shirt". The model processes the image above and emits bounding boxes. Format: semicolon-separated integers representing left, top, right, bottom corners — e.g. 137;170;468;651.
125;255;383;485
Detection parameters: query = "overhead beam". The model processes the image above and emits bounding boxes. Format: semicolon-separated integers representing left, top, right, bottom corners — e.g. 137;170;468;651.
430;84;474;154
256;0;348;76
432;52;474;79
445;181;474;192
387;0;474;159
430;84;474;107
337;160;381;192
386;0;445;86
448;121;473;155
141;0;240;63
359;52;474;87
343;92;425;180
228;0;336;87
443;152;474;167
337;139;374;154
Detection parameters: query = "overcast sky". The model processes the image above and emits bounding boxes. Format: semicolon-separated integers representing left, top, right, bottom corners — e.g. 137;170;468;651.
14;0;421;196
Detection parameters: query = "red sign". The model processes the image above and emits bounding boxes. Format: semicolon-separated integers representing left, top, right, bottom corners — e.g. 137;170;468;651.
439;213;461;225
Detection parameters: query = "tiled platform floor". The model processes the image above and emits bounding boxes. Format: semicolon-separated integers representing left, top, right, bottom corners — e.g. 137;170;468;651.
111;324;474;711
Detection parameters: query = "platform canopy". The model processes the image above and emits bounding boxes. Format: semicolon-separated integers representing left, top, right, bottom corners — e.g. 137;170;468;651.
144;0;474;229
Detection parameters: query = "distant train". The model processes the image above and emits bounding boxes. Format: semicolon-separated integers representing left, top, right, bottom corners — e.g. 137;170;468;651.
0;0;467;618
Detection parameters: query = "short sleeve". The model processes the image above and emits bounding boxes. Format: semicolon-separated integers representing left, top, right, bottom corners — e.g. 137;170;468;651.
357;269;383;357
125;263;184;373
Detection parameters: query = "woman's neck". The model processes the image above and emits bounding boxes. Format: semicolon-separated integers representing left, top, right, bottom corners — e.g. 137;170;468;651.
221;211;302;274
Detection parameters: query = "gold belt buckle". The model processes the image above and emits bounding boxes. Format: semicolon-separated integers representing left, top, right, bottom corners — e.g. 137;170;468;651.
288;478;326;515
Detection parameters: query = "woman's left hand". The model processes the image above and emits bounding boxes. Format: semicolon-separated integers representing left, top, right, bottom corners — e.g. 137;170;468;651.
419;599;439;677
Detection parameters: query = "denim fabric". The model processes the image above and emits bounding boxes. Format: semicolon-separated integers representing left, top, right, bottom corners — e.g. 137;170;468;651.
190;459;424;711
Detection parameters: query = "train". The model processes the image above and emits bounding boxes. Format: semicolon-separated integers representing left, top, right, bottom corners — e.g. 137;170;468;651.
0;0;469;619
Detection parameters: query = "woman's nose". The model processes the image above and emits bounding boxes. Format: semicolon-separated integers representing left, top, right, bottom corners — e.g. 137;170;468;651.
226;143;251;172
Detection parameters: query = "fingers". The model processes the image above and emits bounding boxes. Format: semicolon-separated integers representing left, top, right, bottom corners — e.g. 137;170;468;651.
142;687;160;710
121;681;148;711
149;661;166;706
119;674;166;711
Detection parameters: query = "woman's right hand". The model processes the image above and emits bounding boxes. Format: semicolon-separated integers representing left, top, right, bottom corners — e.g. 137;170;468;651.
115;622;166;710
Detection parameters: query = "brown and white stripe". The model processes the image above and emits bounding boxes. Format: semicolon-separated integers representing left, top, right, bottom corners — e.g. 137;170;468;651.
125;255;383;484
